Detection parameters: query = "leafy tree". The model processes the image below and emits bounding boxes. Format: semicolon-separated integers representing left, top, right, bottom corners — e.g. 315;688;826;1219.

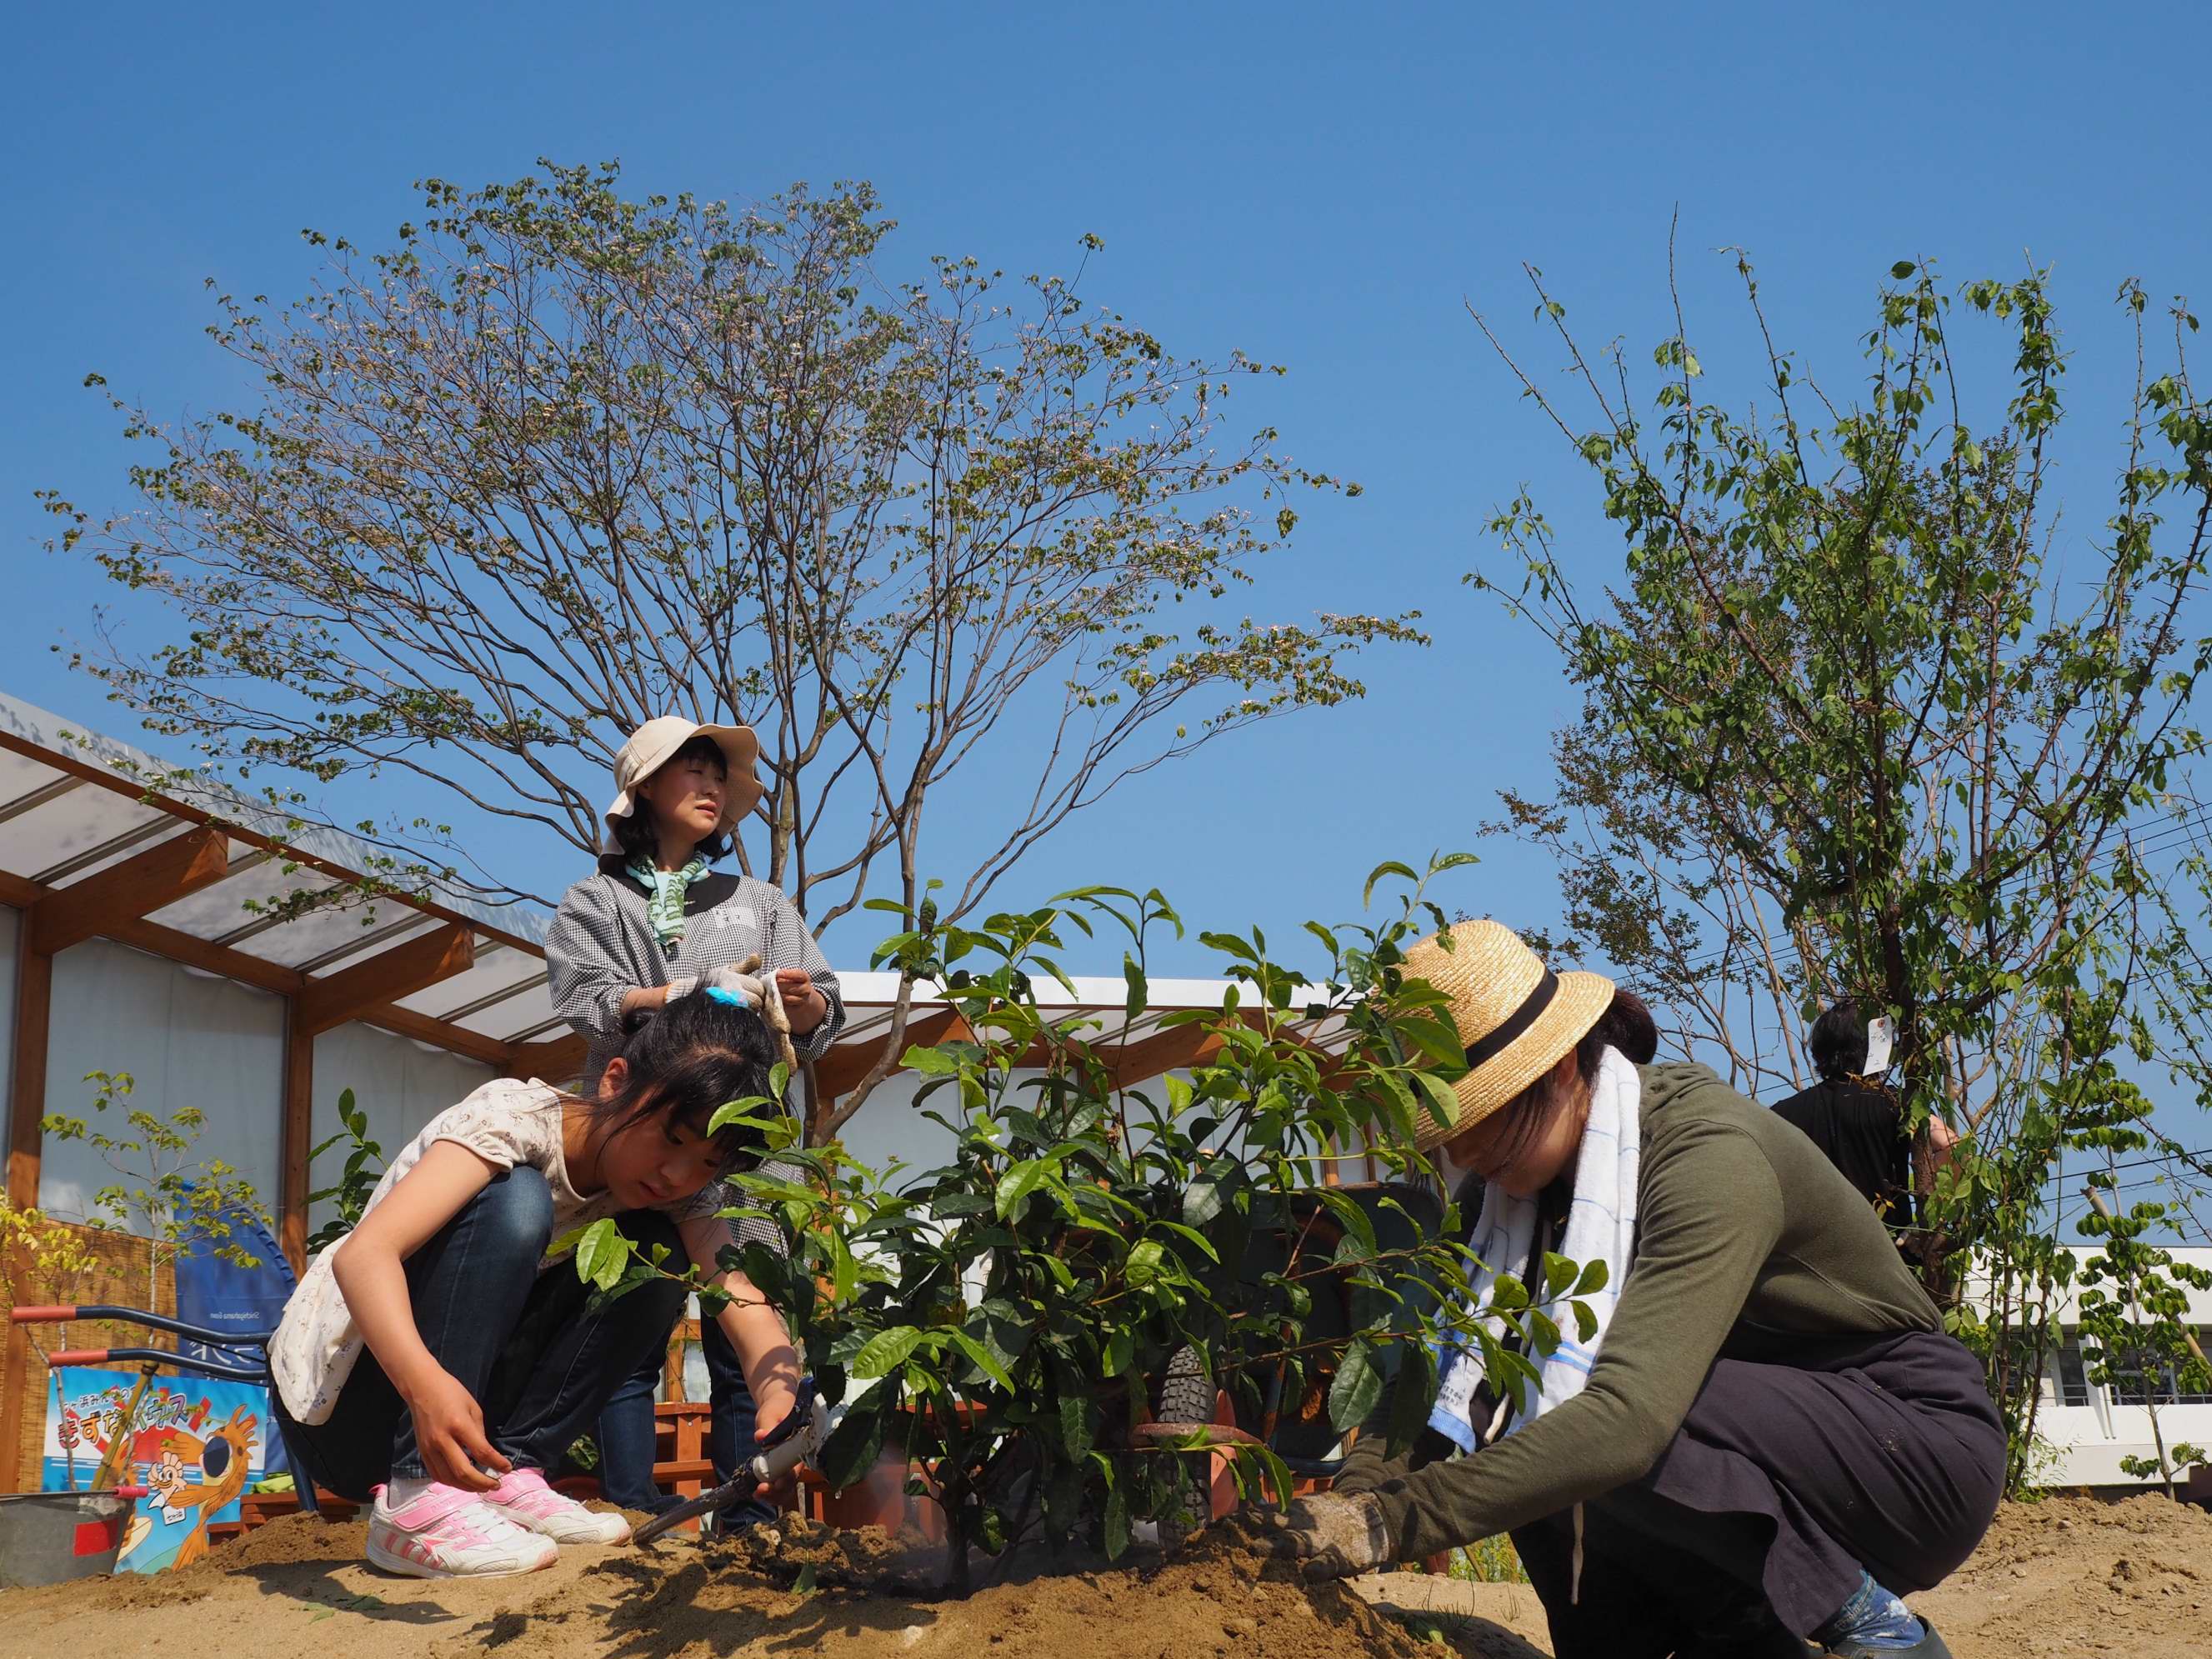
1469;248;2212;1487
2077;1180;2212;1498
41;162;1423;1137
578;859;1604;1592
39;1070;273;1307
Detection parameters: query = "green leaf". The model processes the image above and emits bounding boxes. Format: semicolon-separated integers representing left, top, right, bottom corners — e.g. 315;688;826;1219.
1363;860;1419;907
1059;1392;1095;1459
949;1330;1013;1392
1124;1240;1166;1287
1410;1067;1464;1133
1329;1337;1384;1431
994;1157;1050;1221
1123;954;1147;1025
1571;1258;1609;1297
853;1326;928;1379
573;1218;628;1292
1102;1482;1130;1560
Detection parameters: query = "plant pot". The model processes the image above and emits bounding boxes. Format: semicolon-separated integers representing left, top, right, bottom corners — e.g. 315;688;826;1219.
0;1488;144;1590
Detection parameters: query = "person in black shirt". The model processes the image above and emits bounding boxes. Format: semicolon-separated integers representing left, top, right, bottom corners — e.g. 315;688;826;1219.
1772;1000;1953;1227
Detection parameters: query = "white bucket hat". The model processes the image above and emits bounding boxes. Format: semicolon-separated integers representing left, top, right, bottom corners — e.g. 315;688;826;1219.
603;716;763;847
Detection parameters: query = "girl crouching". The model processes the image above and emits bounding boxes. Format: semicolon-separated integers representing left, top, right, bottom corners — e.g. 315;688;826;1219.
270;990;798;1578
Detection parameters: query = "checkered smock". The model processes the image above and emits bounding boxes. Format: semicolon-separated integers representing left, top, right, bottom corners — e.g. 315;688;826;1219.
545;861;847;1250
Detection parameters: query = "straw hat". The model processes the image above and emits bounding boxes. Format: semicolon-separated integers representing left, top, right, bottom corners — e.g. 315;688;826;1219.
603;716;763;846
1403;919;1616;1152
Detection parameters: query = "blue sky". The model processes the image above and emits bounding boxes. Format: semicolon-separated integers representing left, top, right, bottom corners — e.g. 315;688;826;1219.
5;2;2209;1192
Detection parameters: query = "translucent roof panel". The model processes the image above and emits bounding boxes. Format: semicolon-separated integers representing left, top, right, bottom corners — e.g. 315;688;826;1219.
138;840;343;937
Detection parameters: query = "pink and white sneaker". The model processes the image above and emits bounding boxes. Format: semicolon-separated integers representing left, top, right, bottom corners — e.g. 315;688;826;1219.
482;1467;632;1546
366;1482;559;1578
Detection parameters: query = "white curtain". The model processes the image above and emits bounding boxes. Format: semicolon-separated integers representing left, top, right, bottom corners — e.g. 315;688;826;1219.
40;938;286;1232
306;1023;498;1234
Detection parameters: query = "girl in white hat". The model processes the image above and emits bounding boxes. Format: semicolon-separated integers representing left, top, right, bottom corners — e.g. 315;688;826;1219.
1265;920;1999;1659
545;716;845;1529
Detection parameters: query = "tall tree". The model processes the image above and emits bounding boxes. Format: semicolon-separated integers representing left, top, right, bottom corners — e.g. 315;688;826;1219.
1469;248;2212;1484
43;162;1422;1133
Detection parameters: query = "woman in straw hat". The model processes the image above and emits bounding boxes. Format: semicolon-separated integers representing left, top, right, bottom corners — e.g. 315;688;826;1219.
545;714;847;1530
1264;920;2000;1659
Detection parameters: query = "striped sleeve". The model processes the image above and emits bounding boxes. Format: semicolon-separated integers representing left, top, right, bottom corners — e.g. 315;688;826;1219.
546;877;638;1047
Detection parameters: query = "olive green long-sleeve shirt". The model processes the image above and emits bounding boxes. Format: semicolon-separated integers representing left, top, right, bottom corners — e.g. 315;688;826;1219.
1335;1061;1940;1562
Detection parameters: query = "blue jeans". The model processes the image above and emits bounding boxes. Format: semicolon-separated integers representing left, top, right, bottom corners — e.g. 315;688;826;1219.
281;1168;687;1500
597;1312;773;1527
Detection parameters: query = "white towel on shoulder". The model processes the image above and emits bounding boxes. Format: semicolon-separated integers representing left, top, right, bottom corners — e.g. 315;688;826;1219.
1429;1044;1641;1451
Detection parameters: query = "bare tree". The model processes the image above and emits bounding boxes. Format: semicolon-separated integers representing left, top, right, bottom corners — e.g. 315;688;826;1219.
43;163;1423;1135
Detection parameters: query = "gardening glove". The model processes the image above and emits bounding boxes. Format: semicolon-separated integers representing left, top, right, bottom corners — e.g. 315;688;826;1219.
703;957;801;1074
1261;1492;1394;1582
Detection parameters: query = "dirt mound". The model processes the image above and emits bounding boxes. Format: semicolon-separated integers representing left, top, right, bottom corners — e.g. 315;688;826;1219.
0;1515;1456;1659
422;1519;1435;1659
1911;1495;2212;1659
1;1498;2206;1659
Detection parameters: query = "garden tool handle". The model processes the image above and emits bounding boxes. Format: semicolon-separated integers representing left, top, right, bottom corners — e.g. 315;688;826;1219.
630;1379;843;1547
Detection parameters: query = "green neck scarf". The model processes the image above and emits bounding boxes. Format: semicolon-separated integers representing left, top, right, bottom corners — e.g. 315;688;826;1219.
628;854;710;952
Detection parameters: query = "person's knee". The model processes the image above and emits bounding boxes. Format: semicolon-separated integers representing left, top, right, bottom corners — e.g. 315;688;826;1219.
472;1167;556;1260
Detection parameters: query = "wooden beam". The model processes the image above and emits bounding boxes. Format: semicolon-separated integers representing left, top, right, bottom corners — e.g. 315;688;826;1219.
279;1007;313;1274
0;932;54;1488
5;947;52;1209
294;924;474;1037
1109;1012;1262;1089
27;827;231;956
508;1033;587;1085
0;868;43;908
106;917;306;997
357;1002;513;1067
813;1006;970;1098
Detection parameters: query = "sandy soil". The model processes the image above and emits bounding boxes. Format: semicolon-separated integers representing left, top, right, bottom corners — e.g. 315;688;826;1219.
0;1497;2204;1659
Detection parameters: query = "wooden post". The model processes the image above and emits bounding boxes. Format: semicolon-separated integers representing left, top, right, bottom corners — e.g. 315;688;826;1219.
1;935;55;1489
279;1006;314;1275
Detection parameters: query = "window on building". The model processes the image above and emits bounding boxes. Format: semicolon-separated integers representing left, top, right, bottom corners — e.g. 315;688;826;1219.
2053;1336;2091;1408
2098;1331;2212;1407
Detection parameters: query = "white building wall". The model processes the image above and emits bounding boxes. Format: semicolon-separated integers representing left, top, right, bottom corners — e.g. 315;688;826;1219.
37;936;286;1228
2024;1245;2212;1489
305;1023;498;1237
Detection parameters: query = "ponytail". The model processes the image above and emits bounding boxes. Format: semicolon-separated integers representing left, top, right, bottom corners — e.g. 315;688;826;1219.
1572;987;1659;1080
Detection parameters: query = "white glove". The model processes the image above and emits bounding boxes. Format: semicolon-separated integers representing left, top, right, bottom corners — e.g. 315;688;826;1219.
663;974;701;1004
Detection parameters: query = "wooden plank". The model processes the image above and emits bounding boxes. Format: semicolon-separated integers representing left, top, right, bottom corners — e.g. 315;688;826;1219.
0;868;43;907
279;1006;313;1274
0;945;54;1487
508;1033;586;1084
813;1006;968;1098
27;827;231;956
294;924;474;1037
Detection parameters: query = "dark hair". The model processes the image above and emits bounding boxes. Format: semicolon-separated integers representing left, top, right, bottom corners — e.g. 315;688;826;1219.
583;988;781;1170
1469;988;1659;1175
610;734;734;865
1809;999;1869;1082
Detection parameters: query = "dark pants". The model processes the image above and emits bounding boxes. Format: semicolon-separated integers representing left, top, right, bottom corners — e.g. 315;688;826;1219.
1509;1330;2005;1658
598;1309;773;1527
283;1169;688;1502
